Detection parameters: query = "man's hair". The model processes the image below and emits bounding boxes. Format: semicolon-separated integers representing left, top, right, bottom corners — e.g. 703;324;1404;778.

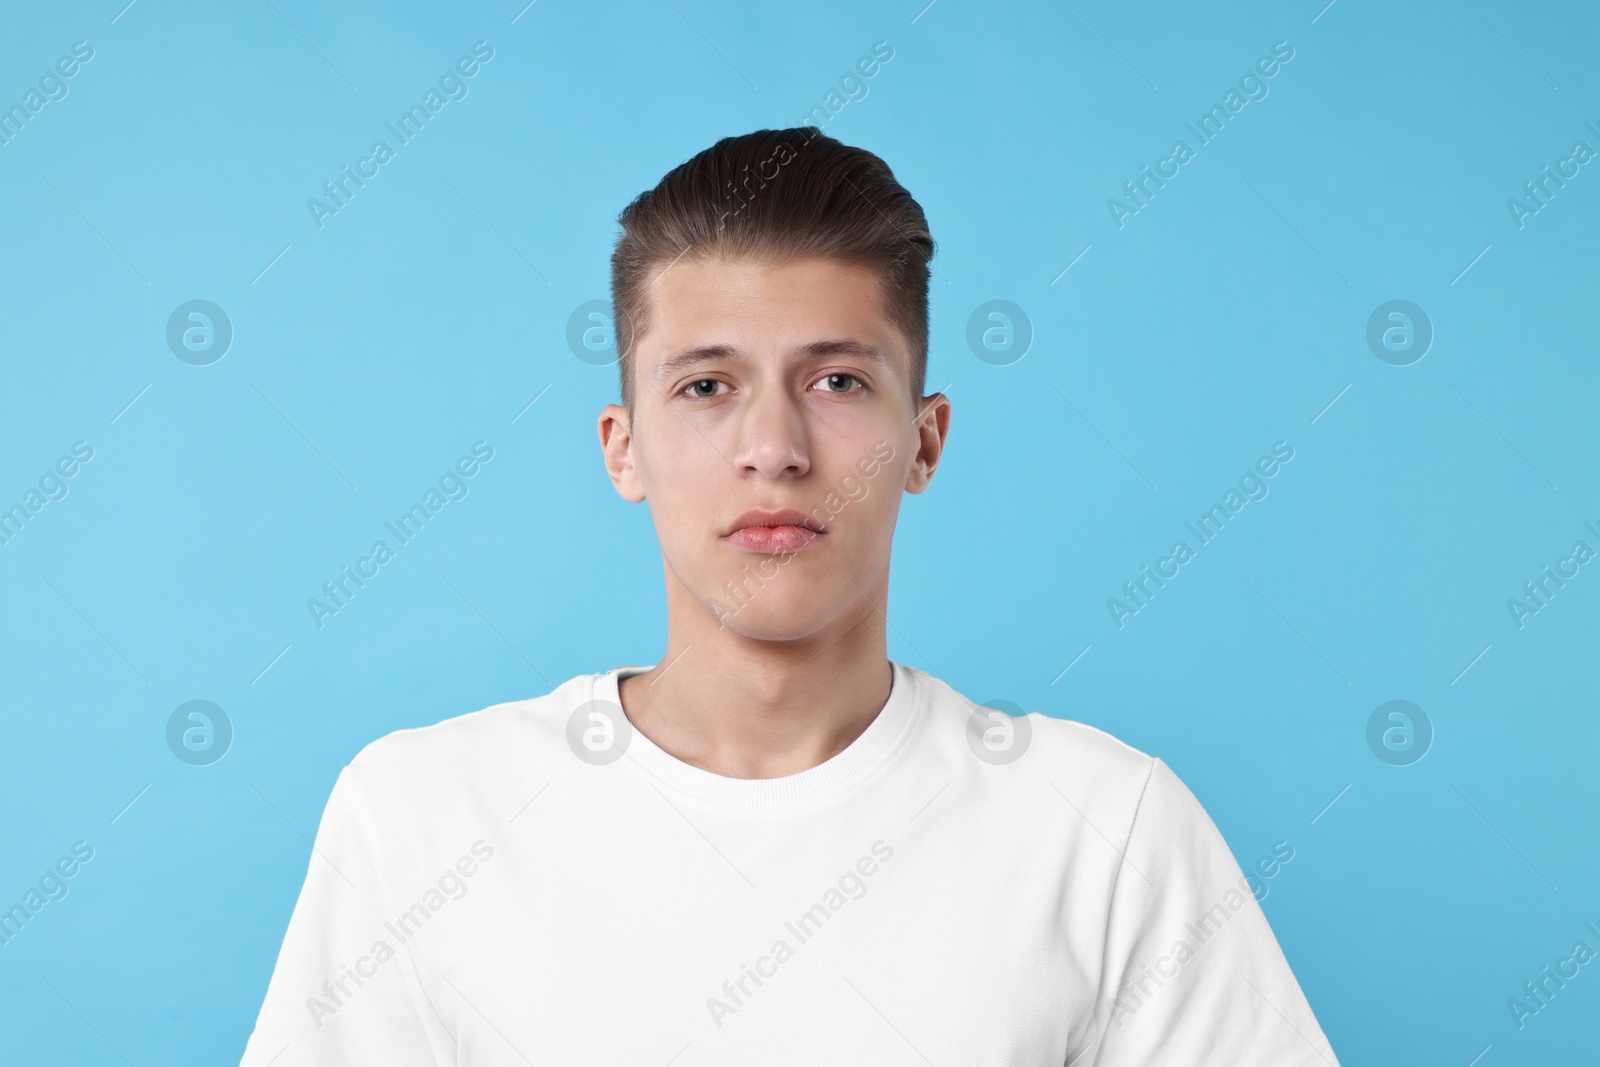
609;127;934;416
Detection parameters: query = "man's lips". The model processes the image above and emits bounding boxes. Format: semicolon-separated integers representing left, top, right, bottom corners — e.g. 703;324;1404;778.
721;508;827;553
721;524;826;553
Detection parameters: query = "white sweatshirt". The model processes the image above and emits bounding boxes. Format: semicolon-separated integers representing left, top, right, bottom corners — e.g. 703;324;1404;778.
239;660;1340;1065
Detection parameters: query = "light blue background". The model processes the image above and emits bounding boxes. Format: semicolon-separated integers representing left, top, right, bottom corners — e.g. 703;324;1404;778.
1;0;1595;1062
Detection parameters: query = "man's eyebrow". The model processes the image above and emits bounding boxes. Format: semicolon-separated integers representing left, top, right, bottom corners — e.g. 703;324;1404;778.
798;339;889;365
650;344;737;382
649;339;888;382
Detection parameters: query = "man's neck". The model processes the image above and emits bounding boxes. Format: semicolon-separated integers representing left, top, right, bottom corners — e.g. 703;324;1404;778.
617;605;893;781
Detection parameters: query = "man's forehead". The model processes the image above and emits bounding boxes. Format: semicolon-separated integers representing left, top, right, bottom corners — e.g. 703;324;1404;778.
649;255;881;313
634;255;906;369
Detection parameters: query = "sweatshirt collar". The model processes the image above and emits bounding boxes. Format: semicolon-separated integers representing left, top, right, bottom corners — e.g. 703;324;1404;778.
588;659;923;813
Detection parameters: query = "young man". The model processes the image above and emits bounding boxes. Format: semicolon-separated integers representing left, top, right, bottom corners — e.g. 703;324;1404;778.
240;128;1341;1065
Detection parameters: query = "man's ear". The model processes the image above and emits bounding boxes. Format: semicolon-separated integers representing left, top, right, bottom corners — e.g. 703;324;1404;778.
598;403;646;503
904;392;951;494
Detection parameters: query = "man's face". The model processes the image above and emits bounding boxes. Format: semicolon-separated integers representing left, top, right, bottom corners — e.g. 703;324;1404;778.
598;254;948;643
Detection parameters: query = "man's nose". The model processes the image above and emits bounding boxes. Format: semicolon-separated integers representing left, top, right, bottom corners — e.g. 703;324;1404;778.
730;385;811;479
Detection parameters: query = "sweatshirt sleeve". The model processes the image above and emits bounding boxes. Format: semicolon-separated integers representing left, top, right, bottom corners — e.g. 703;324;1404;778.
238;763;449;1066
1077;758;1340;1067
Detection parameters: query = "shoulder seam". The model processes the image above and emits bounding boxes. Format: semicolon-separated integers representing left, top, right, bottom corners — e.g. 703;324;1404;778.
1111;755;1160;896
338;762;457;1051
1080;752;1160;1066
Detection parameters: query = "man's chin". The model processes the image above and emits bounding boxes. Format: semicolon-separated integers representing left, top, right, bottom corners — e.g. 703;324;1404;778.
708;590;833;641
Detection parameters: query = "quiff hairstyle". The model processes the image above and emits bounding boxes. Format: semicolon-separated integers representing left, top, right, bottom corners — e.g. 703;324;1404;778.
609;126;934;416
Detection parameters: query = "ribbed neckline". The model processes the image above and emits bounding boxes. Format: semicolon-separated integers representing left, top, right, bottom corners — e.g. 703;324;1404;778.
589;659;923;814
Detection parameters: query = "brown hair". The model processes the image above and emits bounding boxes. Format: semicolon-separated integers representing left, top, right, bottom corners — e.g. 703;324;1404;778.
609;126;934;415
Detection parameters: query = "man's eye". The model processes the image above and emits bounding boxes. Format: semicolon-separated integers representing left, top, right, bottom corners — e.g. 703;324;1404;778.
682;379;725;399
817;373;863;394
